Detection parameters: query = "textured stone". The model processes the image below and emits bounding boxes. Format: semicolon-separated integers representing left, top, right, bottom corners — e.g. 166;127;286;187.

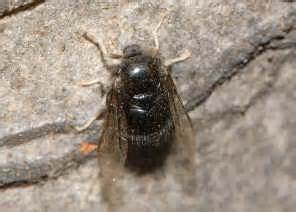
0;0;44;18
0;0;296;211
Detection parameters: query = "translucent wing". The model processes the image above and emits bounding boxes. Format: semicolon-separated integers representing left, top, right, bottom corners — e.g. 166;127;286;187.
97;82;128;207
162;68;196;181
166;74;193;132
98;82;128;166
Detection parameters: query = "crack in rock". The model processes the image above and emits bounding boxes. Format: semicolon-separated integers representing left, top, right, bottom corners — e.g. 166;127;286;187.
0;0;45;19
185;11;296;112
0;148;95;188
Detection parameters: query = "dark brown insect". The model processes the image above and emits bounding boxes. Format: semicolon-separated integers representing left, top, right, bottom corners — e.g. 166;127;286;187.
76;17;193;173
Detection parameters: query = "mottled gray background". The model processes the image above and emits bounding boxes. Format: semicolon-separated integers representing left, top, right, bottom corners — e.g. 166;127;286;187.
0;0;296;211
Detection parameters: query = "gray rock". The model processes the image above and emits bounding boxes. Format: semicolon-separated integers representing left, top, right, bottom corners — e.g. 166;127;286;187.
0;0;44;18
0;0;296;211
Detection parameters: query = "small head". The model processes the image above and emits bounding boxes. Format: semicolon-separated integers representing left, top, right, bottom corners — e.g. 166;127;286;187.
123;44;143;58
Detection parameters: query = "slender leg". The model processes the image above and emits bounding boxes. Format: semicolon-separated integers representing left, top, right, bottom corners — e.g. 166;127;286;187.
82;33;121;72
74;34;117;132
164;49;191;67
74;108;106;132
78;34;110;88
78;79;103;87
153;14;167;56
78;79;110;97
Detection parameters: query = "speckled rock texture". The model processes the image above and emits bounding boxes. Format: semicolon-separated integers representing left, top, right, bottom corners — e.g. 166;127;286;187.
0;0;296;211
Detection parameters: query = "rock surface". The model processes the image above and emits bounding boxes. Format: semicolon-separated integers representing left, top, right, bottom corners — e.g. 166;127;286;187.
0;0;296;211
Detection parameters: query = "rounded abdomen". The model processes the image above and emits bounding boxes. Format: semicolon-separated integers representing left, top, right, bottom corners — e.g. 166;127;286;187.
122;92;174;171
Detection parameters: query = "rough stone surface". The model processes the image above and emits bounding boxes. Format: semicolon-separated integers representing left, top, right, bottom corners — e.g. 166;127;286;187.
0;0;44;18
0;0;296;211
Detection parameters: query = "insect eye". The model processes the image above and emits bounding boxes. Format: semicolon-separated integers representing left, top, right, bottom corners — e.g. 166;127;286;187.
123;44;142;58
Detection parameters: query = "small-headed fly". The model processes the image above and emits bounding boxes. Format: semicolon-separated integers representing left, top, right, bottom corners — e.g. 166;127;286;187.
76;15;194;173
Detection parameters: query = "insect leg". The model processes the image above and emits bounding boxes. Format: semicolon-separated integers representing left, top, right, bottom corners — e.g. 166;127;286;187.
74;107;106;132
164;49;191;68
78;79;103;87
78;79;111;97
78;79;106;96
153;14;167;55
79;33;119;95
82;32;121;74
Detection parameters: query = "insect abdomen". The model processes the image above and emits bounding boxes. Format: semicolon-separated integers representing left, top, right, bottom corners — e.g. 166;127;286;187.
123;92;174;169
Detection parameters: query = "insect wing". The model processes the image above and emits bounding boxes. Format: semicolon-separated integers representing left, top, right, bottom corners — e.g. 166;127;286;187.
163;70;196;169
98;83;128;165
97;82;129;208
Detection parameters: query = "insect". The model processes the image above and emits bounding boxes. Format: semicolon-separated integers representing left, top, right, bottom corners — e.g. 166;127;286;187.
76;16;193;173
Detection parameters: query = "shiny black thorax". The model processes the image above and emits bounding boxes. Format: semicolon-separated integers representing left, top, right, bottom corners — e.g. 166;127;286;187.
118;45;174;170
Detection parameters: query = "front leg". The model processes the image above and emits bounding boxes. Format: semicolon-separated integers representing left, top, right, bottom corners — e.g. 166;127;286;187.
164;49;191;68
82;32;121;75
152;13;167;57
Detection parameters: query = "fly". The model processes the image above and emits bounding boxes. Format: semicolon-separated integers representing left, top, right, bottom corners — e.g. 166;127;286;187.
75;15;193;173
